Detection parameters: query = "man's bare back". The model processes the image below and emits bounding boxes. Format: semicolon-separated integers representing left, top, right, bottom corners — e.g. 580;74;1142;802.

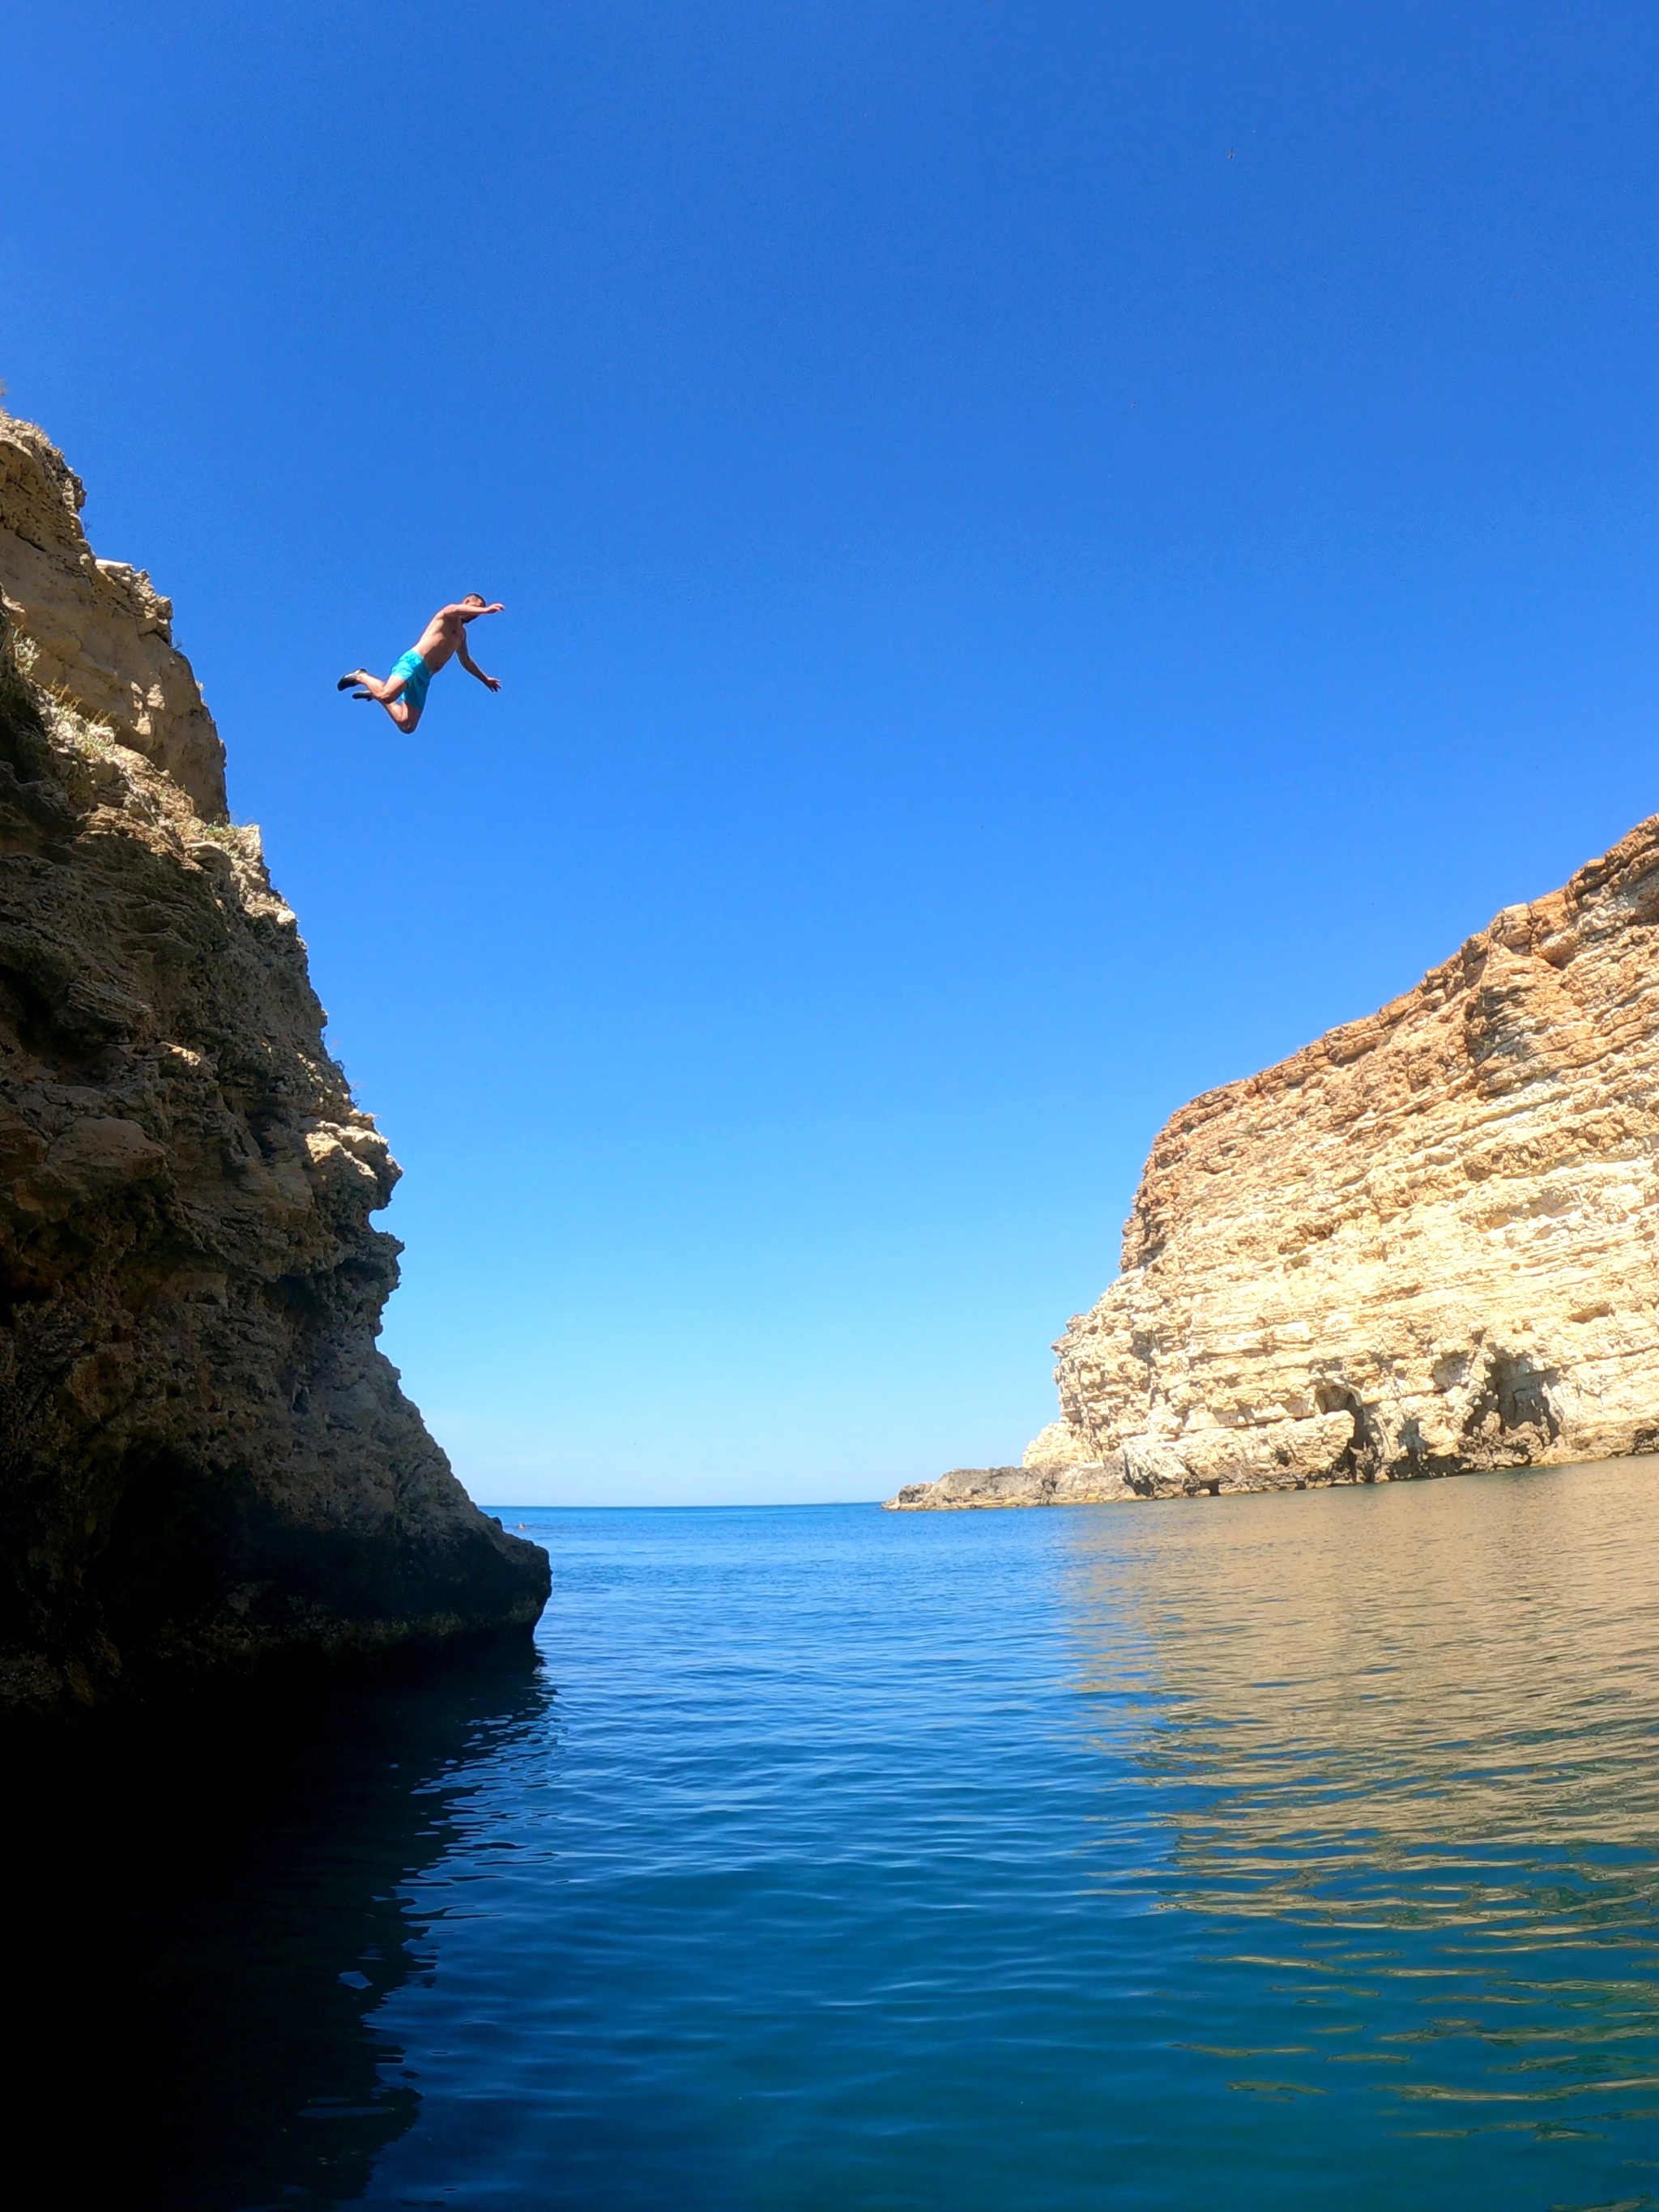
339;595;505;731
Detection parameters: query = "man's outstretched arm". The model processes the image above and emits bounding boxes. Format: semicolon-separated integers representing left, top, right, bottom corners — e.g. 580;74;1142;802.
458;642;501;692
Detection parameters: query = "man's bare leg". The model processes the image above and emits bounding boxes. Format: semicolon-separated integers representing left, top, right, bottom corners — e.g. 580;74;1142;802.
343;668;421;733
343;666;403;702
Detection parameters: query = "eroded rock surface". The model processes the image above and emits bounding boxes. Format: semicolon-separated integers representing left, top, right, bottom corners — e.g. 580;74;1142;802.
890;819;1659;1510
0;418;226;819
0;410;548;1710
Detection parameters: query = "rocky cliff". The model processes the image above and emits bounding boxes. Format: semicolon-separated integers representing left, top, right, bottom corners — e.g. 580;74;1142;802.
890;816;1659;1509
0;409;548;1709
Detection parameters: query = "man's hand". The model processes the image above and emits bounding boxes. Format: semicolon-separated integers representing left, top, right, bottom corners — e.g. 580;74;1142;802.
481;673;501;692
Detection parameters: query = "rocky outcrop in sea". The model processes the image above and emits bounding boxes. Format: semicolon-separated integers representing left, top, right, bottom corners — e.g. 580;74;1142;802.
891;817;1659;1509
0;410;548;1709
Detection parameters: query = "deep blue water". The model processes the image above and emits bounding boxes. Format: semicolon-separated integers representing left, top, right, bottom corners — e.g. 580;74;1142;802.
17;1462;1659;2207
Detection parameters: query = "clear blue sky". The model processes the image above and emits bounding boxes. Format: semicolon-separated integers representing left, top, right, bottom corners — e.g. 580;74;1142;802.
7;3;1659;1502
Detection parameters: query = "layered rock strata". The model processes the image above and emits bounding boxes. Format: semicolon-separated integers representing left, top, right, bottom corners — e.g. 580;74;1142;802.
0;410;548;1709
890;817;1659;1510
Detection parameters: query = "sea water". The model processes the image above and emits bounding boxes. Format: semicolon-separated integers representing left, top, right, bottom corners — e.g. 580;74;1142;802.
15;1460;1659;2208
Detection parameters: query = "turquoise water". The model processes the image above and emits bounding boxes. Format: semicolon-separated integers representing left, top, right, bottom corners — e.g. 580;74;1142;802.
18;1461;1659;2207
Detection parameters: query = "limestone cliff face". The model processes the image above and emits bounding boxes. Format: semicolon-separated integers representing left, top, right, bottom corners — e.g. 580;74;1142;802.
890;817;1659;1510
0;411;548;1709
0;418;227;819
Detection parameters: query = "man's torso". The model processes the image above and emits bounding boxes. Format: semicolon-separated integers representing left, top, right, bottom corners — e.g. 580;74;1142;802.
412;607;465;671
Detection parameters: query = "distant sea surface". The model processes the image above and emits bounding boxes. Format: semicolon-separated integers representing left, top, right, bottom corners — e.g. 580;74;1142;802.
19;1463;1659;2209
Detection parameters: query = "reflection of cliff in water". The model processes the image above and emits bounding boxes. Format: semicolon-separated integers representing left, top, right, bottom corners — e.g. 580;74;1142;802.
5;1647;550;2210
1061;1458;1659;1915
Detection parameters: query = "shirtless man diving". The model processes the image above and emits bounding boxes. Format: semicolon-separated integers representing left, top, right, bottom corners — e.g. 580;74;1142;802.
338;595;505;731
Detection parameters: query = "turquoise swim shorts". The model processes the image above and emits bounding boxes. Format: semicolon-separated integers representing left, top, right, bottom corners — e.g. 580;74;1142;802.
389;648;432;713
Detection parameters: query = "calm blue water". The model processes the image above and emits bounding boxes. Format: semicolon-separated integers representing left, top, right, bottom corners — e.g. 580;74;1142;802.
19;1462;1659;2207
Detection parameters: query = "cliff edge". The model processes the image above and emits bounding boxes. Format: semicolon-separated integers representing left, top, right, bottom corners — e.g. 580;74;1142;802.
0;410;548;1710
890;816;1659;1509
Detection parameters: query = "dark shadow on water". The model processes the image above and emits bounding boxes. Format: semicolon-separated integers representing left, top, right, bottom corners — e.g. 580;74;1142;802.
2;1644;552;2210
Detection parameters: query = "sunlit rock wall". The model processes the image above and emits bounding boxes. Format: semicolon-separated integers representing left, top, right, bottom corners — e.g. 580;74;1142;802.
891;818;1659;1509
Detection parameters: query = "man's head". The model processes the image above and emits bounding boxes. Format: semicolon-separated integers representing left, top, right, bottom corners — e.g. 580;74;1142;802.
463;592;487;608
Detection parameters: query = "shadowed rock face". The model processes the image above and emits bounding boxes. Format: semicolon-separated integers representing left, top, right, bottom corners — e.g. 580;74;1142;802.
0;410;548;1709
891;817;1659;1511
